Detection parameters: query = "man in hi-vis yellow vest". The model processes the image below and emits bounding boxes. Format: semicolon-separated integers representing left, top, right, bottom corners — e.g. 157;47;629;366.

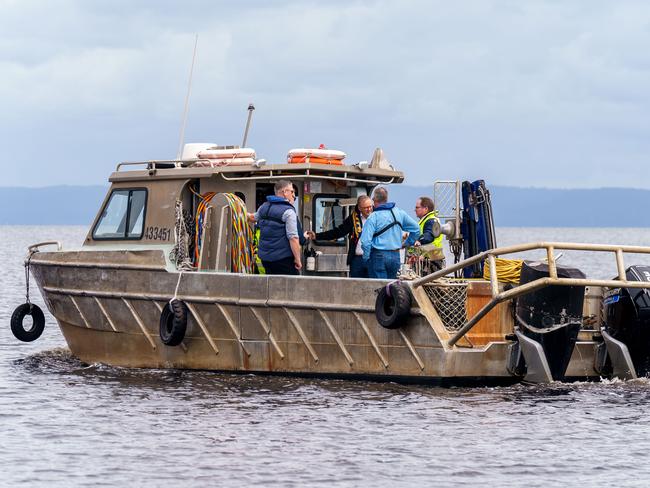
413;196;446;274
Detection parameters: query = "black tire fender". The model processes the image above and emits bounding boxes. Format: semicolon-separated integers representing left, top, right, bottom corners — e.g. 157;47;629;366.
11;303;45;342
159;300;188;346
375;282;412;329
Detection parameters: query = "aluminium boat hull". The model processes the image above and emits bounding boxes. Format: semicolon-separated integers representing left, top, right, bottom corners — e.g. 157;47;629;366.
27;248;564;384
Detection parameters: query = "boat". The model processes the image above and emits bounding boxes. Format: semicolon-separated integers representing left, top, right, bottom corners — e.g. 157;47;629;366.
10;138;650;385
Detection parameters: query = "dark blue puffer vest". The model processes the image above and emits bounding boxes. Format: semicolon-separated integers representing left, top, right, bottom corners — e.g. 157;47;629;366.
257;197;300;262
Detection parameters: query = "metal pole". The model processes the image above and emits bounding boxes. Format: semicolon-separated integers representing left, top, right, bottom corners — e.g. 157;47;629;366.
616;249;626;281
488;255;499;297
176;34;199;161
242;103;255;148
455;180;461;239
547;246;557;279
448;299;500;347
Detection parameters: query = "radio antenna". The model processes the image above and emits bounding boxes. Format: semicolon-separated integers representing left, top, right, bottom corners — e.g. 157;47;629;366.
241;103;255;148
176;34;199;162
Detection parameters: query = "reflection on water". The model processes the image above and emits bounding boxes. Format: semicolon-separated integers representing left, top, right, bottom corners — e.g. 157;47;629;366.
3;226;650;486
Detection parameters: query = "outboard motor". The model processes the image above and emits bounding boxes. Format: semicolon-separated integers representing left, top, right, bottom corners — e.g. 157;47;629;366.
603;265;650;376
515;261;585;381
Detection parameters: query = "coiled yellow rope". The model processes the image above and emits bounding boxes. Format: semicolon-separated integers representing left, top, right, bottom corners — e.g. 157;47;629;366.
482;258;523;284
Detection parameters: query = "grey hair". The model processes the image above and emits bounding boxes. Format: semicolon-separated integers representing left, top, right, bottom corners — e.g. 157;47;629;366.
274;180;293;194
356;195;372;206
372;186;388;204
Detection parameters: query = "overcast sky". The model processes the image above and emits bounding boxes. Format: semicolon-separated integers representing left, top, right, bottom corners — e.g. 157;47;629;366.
2;0;650;188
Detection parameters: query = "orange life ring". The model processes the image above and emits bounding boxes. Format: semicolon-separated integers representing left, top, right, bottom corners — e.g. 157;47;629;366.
287;148;346;160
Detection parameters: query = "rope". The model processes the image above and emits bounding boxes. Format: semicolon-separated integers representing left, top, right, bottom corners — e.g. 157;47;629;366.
223;193;255;274
183;189;254;273
168;189;256;273
170;270;184;306
170;200;194;271
190;188;216;264
482;258;523;284
24;250;35;305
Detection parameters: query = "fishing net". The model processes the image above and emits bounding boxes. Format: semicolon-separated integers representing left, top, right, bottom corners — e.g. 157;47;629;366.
423;279;468;332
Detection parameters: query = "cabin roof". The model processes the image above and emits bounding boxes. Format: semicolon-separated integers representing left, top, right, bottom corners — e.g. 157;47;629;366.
109;161;405;185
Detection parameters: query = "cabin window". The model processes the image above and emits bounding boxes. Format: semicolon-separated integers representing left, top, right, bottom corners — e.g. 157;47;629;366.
93;188;147;240
313;194;347;246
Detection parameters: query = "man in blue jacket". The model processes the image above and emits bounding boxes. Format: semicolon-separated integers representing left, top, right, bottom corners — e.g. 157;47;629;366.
360;186;420;279
248;180;306;275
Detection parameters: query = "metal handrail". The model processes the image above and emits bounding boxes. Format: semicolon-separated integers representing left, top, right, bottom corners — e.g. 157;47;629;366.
114;160;398;186
115;159;254;171
219;172;395;185
116;160;185;171
409;241;650;347
28;241;62;253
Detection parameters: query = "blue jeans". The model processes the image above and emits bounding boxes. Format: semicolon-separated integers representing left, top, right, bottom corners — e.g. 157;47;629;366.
349;255;369;278
368;249;401;279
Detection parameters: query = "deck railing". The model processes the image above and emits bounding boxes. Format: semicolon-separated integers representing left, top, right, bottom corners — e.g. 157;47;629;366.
115;160;185;171
114;161;397;185
409;242;650;347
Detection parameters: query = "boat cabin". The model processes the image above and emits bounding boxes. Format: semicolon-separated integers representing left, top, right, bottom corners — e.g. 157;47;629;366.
84;146;404;276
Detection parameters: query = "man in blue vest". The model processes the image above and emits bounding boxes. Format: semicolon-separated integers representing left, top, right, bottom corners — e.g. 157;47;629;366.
248;180;305;275
360;186;420;279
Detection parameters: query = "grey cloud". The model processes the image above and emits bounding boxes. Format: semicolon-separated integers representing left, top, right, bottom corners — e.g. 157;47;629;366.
2;0;650;188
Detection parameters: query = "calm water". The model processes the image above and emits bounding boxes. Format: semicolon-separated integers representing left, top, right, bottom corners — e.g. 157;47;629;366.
3;226;650;487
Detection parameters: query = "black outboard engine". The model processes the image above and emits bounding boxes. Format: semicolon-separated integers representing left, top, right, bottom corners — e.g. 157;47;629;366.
515;261;586;381
603;265;650;376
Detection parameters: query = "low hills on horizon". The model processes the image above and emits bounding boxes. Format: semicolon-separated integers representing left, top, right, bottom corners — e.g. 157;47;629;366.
1;184;647;227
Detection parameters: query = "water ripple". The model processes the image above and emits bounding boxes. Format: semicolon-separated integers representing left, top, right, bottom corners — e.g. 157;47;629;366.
4;226;650;486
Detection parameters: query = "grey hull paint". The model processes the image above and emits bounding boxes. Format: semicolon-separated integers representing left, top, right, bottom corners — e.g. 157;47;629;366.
29;249;600;384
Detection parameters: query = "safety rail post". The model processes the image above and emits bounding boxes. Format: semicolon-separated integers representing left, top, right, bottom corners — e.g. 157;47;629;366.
547;245;557;279
616;249;626;281
455;181;461;239
487;254;499;298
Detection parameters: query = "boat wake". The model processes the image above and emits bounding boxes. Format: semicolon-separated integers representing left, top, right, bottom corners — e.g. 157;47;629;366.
12;347;89;374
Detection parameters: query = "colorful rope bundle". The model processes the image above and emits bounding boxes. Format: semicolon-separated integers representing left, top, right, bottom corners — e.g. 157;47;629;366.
189;188;254;273
191;188;216;264
223;193;255;274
